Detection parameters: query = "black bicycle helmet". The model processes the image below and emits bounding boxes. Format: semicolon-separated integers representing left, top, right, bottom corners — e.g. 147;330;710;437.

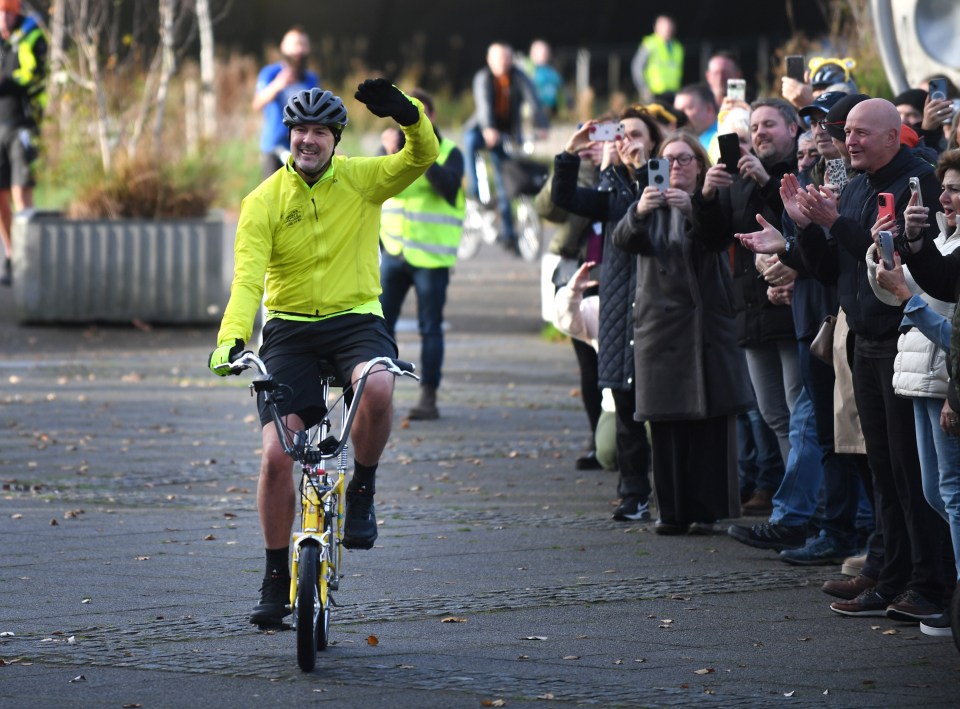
282;88;349;134
810;62;849;90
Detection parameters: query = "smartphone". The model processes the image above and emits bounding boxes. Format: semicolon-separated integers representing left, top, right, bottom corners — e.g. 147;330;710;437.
908;176;923;209
825;158;848;194
877;192;896;222
647;158;669;193
878;230;896;271
717;132;741;174
588;122;624;142
727;78;746;102
928;78;948;102
786;55;805;82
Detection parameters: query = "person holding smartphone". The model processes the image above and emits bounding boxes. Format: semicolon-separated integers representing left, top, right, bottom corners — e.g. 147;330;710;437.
612;132;753;534
550;106;663;523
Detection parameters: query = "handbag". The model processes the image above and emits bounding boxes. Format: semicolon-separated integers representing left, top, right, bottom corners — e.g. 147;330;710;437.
810;315;837;366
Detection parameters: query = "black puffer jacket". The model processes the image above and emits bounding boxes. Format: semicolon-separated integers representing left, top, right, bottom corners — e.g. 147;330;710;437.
691;158;797;347
552;151;640;391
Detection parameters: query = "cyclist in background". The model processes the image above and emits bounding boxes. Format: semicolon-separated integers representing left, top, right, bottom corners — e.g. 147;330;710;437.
464;42;549;256
209;81;438;628
252;27;319;180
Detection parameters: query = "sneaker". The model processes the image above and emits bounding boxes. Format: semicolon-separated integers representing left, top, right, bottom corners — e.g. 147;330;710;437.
575;450;603;471
740;488;773;516
841;553;867;577
613;495;650;522
830;588;893;617
343;484;378;550
727;522;807;551
920;612;952;637
886;589;943;623
687;522;717;536
779;534;858;566
249;570;291;627
654;519;687;536
821;573;877;600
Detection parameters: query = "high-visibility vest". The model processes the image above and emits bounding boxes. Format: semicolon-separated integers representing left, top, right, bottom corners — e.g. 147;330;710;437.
5;16;47;125
380;138;465;269
641;34;684;96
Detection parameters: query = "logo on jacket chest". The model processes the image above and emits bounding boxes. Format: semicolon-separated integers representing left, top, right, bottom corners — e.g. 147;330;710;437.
282;207;303;229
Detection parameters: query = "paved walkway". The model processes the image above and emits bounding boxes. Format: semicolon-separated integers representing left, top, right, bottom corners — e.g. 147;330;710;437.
1;242;959;708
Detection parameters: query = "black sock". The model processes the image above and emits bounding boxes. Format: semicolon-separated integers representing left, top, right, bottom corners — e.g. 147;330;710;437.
350;461;377;494
265;546;289;579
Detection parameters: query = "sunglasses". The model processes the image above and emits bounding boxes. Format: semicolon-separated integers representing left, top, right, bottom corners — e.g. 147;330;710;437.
817;119;845;130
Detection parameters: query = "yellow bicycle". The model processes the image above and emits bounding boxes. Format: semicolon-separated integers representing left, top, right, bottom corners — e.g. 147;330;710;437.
221;352;418;672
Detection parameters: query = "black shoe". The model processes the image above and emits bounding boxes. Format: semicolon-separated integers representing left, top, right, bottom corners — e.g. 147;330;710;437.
249;570;291;628
496;236;521;257
727;522;807;551
0;257;10;287
575;450;603;471
613;495;650;522
343;484;378;550
654;519;687;535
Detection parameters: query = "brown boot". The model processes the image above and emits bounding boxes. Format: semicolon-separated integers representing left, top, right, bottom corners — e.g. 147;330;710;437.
741;488;773;516
408;384;439;420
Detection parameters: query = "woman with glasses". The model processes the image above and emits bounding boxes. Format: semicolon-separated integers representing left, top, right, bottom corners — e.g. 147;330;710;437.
612;132;754;535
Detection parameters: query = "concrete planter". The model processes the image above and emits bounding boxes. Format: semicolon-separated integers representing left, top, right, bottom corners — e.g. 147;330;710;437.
12;210;232;324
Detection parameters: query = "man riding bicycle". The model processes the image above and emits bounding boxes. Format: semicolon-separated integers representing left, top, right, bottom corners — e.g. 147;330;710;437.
209;80;438;628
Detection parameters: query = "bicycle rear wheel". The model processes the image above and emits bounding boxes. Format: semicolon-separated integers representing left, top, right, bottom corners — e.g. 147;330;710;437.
295;542;321;671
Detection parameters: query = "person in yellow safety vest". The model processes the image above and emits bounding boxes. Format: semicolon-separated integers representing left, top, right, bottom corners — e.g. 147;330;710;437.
0;0;47;287
631;15;684;104
379;89;465;421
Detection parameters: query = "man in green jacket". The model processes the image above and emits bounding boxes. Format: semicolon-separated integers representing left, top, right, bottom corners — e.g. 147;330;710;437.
209;80;438;628
631;15;684;103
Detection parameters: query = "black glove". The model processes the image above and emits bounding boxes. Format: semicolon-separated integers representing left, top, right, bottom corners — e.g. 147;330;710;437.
355;78;419;126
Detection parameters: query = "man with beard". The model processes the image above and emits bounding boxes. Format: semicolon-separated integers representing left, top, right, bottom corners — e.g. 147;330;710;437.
252;27;320;179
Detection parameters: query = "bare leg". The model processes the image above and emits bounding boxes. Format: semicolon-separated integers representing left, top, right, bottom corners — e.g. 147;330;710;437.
349;362;395;466
11;185;32;212
0;190;12;259
257;414;301;548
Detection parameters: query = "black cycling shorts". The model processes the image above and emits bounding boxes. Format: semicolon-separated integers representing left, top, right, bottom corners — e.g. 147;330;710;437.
255;313;398;428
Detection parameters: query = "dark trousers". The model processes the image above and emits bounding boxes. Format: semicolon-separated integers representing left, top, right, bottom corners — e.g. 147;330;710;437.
611;387;652;501
651;416;735;524
379;253;449;389
853;351;950;600
571;337;602;448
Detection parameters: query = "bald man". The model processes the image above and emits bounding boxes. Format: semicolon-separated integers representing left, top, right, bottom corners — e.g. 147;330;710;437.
253;27;320;179
784;98;951;620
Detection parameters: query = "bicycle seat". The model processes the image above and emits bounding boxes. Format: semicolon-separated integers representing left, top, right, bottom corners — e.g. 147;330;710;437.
316;359;345;388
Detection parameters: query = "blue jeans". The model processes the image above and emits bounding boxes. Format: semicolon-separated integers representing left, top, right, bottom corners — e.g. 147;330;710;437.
744;340;801;465
769;383;824;527
379;253;449;389
464;125;515;241
914;396;960;582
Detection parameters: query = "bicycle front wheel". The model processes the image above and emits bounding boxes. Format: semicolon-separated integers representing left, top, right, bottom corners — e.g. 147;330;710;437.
296;542;321;671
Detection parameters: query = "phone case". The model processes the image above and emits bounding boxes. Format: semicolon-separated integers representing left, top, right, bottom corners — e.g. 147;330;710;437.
877;192;896;223
909;177;923;209
717;133;741;173
647;159;669;192
786;56;805;82
878;231;895;270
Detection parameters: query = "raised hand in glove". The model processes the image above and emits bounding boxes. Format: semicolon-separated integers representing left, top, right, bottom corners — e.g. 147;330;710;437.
355;78;419;126
208;338;244;376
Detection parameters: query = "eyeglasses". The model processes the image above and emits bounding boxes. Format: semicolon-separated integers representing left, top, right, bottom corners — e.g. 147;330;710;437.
664;154;695;166
816;119;845;130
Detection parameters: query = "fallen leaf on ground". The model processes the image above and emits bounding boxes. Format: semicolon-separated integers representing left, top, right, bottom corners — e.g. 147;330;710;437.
367;635;379;646
69;675;86;683
784;690;795;697
562;655;580;660
694;668;714;675
522;636;548;641
440;617;467;623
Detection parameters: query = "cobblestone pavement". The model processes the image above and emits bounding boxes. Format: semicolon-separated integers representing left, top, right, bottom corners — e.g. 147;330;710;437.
1;245;959;708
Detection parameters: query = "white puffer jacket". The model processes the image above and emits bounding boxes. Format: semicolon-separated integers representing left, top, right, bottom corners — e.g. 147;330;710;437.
893;212;960;399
